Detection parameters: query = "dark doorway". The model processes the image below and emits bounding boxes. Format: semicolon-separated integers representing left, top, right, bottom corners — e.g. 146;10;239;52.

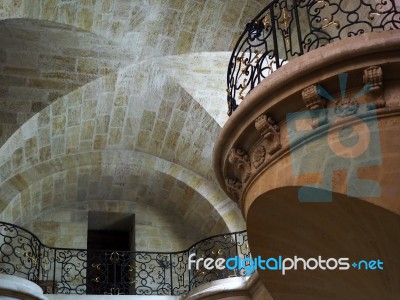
86;212;135;295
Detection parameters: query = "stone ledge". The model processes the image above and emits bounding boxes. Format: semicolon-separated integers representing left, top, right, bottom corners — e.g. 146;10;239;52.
214;30;400;210
0;274;47;300
184;272;272;300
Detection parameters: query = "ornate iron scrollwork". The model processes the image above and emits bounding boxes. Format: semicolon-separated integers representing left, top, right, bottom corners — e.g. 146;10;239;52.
0;221;249;296
227;0;399;115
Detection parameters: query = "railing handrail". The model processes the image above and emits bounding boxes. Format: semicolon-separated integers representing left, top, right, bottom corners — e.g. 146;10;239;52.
0;220;246;254
227;0;400;116
0;221;250;296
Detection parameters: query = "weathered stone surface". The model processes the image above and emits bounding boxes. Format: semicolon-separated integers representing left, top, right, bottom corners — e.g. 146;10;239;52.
0;0;256;253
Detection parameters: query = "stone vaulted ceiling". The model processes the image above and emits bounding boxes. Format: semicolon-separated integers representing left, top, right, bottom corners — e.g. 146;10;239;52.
0;0;266;250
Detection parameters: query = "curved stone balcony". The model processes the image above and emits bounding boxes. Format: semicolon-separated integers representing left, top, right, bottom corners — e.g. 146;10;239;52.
214;30;400;299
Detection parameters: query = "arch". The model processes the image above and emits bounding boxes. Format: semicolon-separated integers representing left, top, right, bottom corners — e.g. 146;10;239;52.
0;18;133;145
0;0;263;55
0;64;245;245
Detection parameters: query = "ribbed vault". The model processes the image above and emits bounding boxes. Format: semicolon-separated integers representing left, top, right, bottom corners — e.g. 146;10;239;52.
0;0;265;251
0;18;136;145
0;54;244;251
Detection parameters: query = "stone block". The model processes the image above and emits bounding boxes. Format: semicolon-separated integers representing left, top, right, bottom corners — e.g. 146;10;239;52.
136;130;150;149
38;54;76;72
42;0;57;21
38;108;50;127
38;127;50;147
77;57;98;74
182;0;204;33
170;110;187;131
0;111;17;124
175;93;191;112
158;100;174;122
77;7;94;30
140;110;156;131
108;127;122;144
95;115;110;134
162;9;181;38
52;99;65;116
98;0;113;13
39;145;51;162
82;99;97;120
0;49;6;64
115;95;128;106
42;191;53;208
20;189;30;207
12;147;24;169
24;137;37;159
94;134;107;149
31;102;44;113
28;78;68;90
3;66;40;77
59;3;77;24
67;106;81;127
151;119;168;141
80;120;95;140
110;107;126;127
175;30;194;54
66;126;80;148
0;75;26;87
4;98;31;113
52;115;66;136
148;139;162;155
51;136;65;157
42;71;77;81
220;0;244;28
164;130;180;150
96;93;113;114
67;89;83;107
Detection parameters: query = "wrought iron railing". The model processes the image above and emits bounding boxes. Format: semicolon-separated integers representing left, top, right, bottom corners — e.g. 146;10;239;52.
227;0;400;115
0;221;249;296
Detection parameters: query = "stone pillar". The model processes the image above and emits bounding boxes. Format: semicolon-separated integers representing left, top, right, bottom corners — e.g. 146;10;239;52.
0;274;47;300
214;31;400;299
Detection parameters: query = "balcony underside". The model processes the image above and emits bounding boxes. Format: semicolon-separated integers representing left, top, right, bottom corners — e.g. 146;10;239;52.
214;30;400;299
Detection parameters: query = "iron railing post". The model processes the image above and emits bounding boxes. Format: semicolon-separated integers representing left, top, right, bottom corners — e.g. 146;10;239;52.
37;243;42;285
188;249;191;291
270;3;280;69
170;254;173;295
293;0;304;56
52;248;57;294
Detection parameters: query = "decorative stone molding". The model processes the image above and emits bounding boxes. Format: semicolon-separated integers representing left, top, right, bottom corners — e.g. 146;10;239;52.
184;272;274;300
302;85;324;110
363;65;385;109
252;145;267;169
301;84;328;128
0;274;47;300
225;178;243;202
214;31;400;217
254;114;281;155
228;148;251;183
334;97;359;117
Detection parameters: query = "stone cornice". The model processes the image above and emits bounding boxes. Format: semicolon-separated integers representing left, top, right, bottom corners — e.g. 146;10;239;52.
214;30;400;208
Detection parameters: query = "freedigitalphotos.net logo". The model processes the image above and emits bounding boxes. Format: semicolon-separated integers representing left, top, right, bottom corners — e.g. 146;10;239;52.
287;73;382;202
188;254;384;275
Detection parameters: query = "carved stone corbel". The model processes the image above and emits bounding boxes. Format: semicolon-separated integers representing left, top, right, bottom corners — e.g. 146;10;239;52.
225;178;242;203
255;114;281;155
252;145;266;169
228;148;251;183
302;85;327;128
363;66;384;109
